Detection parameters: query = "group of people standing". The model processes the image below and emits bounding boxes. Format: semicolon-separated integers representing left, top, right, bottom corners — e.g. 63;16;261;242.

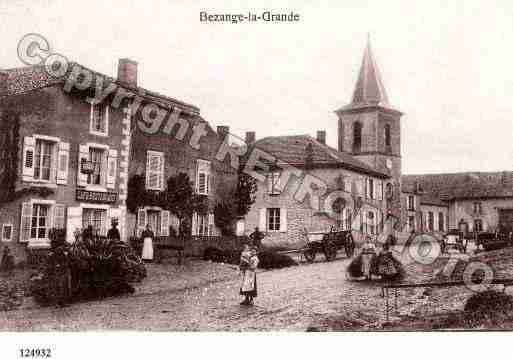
350;235;403;281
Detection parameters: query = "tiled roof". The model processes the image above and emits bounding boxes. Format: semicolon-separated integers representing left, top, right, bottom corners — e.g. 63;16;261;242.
0;63;200;114
338;38;400;113
402;172;513;201
252;135;390;178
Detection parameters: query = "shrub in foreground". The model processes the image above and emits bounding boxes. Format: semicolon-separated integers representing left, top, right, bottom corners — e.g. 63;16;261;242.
257;251;297;269
30;228;146;306
463;290;513;327
203;247;297;269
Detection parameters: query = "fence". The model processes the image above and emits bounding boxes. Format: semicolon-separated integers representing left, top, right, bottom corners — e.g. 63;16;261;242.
381;278;513;322
129;235;248;259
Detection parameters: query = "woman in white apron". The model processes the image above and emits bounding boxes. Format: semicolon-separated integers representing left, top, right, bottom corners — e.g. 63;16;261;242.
361;235;376;280
141;224;155;262
239;246;259;305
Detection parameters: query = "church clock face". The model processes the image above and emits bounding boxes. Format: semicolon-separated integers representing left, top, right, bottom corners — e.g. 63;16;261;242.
386;159;393;170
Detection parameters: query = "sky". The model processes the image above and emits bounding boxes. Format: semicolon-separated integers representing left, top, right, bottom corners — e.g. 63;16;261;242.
1;0;513;174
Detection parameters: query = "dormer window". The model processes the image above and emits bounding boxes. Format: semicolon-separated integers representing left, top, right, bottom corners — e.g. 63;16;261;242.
267;172;281;195
90;103;109;136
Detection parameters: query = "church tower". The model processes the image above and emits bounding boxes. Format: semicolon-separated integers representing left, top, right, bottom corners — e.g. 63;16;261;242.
336;38;403;182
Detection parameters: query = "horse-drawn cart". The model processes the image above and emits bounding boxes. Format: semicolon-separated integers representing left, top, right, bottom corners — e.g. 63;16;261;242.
302;226;355;263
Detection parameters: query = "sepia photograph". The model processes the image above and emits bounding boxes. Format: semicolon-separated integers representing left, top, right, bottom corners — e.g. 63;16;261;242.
1;0;513;357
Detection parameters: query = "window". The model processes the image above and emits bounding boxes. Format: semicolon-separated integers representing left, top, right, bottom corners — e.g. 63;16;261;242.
34;139;55;181
438;212;445;232
137;208;171;236
344;209;353;231
191;212;214;236
267;208;281;231
473;202;482;215
353;122;362;153
384;124;391;151
82;208;107;236
31;204;50;240
196;159;211;195
87;147;106;185
146;151;165;190
407;195;415;211
267;172;281;195
147;210;162;236
1;224;13;241
428;212;434;231
90;103;109;135
197;214;209;236
474;219;483;232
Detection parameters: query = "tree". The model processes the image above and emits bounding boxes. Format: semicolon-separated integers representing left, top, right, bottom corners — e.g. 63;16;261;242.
126;174;147;213
234;169;258;218
214;168;258;236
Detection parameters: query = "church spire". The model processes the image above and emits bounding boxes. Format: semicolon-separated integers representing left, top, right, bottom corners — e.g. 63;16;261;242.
347;37;390;109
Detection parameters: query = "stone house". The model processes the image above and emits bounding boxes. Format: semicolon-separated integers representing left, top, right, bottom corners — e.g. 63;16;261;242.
0;62;130;263
402;173;513;235
243;132;390;248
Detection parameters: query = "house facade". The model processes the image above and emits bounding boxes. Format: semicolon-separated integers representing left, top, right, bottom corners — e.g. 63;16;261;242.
243;132;391;248
402;173;513;235
126;90;238;239
0;63;131;263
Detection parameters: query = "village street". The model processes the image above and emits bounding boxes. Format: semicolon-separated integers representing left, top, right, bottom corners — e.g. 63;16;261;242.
0;245;477;331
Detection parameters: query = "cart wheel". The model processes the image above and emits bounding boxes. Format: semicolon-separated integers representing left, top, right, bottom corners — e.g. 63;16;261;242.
304;249;316;263
324;242;337;261
345;234;355;257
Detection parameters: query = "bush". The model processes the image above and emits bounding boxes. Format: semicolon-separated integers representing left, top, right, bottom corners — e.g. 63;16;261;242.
464;290;513;314
203;247;241;265
463;290;513;327
258;251;297;270
30;229;146;306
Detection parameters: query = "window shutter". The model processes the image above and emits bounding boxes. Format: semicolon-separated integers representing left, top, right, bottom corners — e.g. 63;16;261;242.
77;145;88;186
137;208;147;236
259;208;267;232
198;173;207;194
145;153;151;189
356;178;364;196
191;212;198;236
53;204;66;229
66;207;82;243
160;155;165;190
208;213;215;236
56;142;70;185
375;180;382;200
19;202;32;242
146;152;163;190
267;175;273;193
107;149;118;189
22;137;35;181
161;210;170;236
280;208;287;232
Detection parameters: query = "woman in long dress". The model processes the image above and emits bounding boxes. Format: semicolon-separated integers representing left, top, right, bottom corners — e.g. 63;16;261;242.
360;236;377;280
239;245;259;305
141;224;154;262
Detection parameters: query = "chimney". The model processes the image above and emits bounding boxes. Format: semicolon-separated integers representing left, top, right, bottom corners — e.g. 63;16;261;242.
217;125;229;138
317;130;326;145
117;58;138;87
245;131;256;145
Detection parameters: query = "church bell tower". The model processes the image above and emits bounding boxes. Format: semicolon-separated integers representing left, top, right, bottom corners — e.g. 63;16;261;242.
336;37;403;182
